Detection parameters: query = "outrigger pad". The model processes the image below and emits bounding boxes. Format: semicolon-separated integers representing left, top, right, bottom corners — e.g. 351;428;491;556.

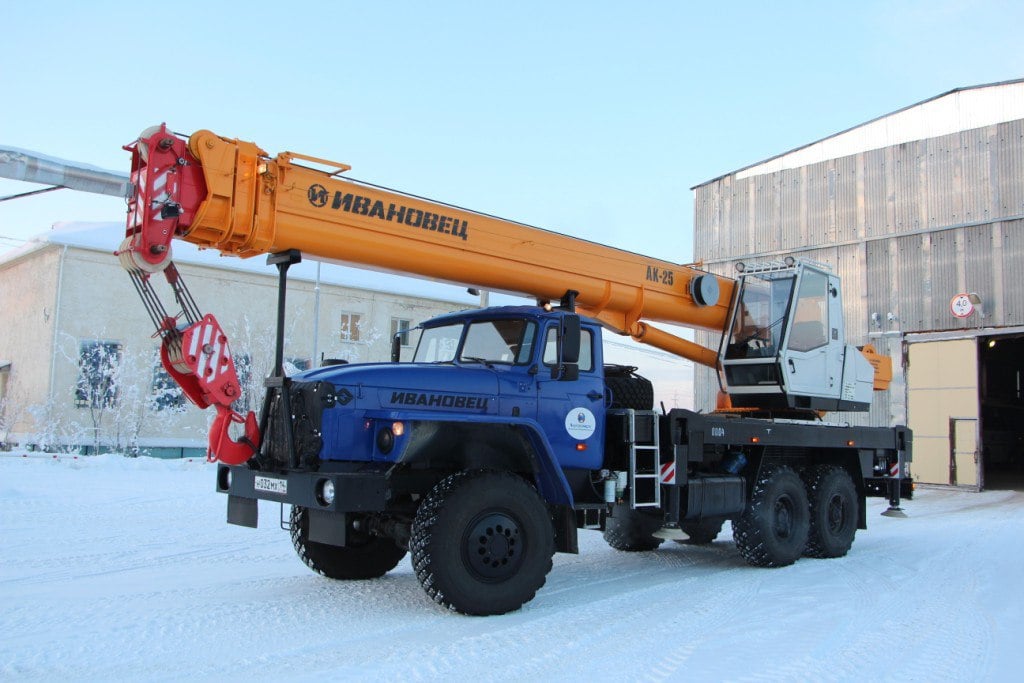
881;507;908;518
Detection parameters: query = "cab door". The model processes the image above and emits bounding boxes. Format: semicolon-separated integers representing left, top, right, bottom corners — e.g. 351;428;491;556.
536;323;605;469
781;268;843;404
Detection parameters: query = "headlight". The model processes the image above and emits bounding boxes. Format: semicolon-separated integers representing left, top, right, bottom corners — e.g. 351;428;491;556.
317;479;336;506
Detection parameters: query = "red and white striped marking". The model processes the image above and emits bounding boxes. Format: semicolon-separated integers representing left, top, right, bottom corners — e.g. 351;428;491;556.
889;462;900;477
659;461;676;484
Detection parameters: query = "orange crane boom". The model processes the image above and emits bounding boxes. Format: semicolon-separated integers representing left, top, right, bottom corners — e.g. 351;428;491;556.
119;125;731;368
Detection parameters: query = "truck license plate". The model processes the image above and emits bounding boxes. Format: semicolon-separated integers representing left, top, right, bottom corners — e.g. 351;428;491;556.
254;475;287;496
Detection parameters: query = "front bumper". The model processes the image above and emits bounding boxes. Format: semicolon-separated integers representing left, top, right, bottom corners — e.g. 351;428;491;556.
217;465;390;527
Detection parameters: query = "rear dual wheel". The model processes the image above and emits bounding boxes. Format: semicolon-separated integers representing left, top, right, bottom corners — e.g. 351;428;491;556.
803;465;858;558
733;465;809;567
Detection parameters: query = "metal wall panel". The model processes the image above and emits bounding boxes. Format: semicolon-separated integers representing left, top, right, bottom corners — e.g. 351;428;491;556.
805;161;830;245
1000;219;1024;324
996;120;1024;214
928;230;960;328
861;148;889;239
892;140;924;233
865;238;892;329
834;156;859;242
924;133;960;229
780;171;803;251
964;224;996;322
895;233;926;330
729;180;750;259
752;175;776;254
693;186;717;261
959;127;993;223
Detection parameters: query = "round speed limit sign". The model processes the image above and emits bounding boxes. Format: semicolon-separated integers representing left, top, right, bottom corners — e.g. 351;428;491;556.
950;293;974;318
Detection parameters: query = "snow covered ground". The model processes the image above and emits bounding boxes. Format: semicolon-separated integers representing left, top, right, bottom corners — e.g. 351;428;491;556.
2;453;1021;682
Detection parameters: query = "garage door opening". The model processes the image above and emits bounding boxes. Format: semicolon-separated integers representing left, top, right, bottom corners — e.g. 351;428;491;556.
980;335;1024;490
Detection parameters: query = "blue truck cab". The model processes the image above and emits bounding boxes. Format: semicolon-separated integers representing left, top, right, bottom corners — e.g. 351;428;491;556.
267;306;609;505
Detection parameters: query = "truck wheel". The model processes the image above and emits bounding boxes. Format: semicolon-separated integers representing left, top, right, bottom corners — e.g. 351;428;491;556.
677;518;724;545
603;504;665;551
732;465;809;567
803;465;858;558
290;506;406;580
604;365;654;410
410;470;554;616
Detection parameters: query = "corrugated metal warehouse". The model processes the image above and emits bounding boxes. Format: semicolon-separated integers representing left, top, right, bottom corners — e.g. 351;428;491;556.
692;79;1024;490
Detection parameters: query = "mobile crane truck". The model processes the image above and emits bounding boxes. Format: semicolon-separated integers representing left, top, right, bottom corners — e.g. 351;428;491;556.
117;125;911;615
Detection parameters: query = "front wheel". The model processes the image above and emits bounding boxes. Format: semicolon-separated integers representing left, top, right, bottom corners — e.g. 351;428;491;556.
410;470;554;615
290;507;407;580
732;465;809;567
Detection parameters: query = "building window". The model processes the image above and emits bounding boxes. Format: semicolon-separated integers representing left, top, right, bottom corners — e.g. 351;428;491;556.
75;341;122;409
391;318;412;347
0;361;10;406
150;361;185;411
340;313;361;342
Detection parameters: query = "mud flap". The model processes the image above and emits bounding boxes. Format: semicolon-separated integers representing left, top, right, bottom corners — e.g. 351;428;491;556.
227;495;258;528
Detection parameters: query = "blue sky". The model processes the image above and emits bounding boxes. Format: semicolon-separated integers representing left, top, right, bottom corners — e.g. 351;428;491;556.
2;0;1023;261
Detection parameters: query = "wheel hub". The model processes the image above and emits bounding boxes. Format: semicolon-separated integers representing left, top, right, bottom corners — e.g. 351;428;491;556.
464;511;524;580
827;494;847;532
773;496;795;539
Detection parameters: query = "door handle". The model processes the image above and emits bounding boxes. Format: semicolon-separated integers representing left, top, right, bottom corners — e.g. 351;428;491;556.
787;359;796;373
587;390;604;400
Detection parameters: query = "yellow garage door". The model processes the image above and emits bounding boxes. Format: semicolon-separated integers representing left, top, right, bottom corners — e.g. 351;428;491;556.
906;339;980;488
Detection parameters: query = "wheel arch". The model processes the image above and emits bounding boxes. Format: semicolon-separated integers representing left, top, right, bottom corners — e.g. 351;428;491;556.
397;418;574;506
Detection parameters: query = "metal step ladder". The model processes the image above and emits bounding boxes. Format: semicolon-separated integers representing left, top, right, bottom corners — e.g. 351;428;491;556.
626;409;661;509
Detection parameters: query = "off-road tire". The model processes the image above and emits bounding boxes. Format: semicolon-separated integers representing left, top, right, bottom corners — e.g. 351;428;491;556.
803;465;858;558
732;465;810;567
604;365;654;410
603;504;665;551
677;518;725;545
410;470;555;616
290;506;406;580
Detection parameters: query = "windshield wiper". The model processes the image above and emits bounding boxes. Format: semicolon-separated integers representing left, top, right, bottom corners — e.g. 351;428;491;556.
460;356;495;368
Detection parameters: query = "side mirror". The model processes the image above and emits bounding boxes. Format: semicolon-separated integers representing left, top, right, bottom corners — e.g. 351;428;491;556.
391;334;402;362
561;314;581;364
551;314;581;381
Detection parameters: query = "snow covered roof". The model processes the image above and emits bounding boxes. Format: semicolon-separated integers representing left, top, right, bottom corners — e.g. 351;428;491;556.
695;78;1024;187
0;221;479;305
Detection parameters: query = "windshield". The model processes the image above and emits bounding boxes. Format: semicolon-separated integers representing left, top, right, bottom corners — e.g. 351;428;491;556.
725;272;795;359
412;318;537;365
413;324;462;363
460;319;536;364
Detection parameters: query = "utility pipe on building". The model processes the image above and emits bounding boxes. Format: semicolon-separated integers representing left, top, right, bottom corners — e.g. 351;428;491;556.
0;145;130;200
